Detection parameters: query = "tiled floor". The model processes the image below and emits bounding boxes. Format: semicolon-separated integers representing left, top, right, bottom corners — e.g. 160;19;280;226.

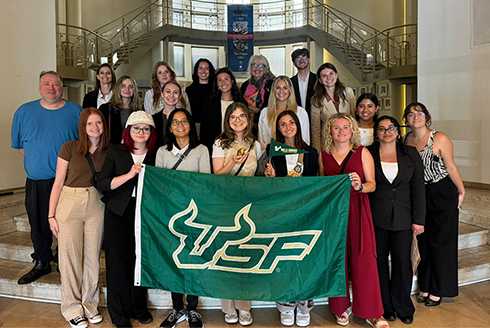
1;281;489;328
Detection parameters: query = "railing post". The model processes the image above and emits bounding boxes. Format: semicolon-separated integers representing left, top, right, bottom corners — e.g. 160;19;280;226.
386;31;390;68
305;0;309;27
146;9;151;44
95;36;99;65
373;36;377;75
349;18;352;54
344;28;348;63
326;11;329;34
361;44;364;72
83;31;87;73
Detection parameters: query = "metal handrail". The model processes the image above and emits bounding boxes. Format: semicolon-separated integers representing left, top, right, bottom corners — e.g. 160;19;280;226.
57;23;112;43
363;23;417;44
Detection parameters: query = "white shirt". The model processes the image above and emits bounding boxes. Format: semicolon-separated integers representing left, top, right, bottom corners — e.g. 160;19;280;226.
97;90;113;109
297;72;310;108
381;161;398;184
286;154;299;173
359;127;374;146
220;100;234;132
258;106;311;152
144;89;192;115
130;152;147;197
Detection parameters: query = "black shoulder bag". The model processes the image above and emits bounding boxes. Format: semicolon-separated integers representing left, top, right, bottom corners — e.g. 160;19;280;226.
339;150;354;174
171;147;192;170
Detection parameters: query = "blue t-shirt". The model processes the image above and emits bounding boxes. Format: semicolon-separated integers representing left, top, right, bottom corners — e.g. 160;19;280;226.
11;99;82;180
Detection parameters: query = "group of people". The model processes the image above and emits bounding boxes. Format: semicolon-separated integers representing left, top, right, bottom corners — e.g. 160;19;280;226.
11;47;465;328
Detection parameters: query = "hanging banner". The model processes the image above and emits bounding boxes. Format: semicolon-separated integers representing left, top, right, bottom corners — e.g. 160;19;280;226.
227;5;254;72
134;165;351;302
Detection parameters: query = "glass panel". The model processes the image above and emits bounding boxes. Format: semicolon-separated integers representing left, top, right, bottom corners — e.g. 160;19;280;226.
191;47;219;70
259;47;285;76
173;45;185;77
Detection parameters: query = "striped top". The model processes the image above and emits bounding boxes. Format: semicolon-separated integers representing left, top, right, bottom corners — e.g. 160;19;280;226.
405;130;448;184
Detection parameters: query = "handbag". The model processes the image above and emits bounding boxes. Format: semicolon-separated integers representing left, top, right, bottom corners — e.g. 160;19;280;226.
85;153;100;189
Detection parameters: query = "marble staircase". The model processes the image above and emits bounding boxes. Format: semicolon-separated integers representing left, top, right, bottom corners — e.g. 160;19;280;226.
0;188;489;309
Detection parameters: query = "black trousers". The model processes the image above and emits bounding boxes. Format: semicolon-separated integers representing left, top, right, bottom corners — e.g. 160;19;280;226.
25;178;57;263
417;177;459;297
171;293;198;312
105;198;149;327
375;227;414;317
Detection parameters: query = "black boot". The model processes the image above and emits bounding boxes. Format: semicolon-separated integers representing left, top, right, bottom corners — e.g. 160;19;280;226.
17;260;51;284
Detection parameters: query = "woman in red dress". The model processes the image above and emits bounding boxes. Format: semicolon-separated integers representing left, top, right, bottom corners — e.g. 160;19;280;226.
320;112;389;328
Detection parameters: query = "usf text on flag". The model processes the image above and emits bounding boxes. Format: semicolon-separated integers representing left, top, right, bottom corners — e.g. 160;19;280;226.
135;165;351;302
269;138;309;158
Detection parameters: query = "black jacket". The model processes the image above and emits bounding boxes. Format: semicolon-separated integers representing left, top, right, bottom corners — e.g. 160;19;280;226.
258;144;318;177
97;144;156;217
291;72;317;118
82;90;98;109
368;143;426;231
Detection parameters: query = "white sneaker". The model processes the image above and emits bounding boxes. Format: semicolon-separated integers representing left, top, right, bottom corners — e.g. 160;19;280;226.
280;310;295;326
69;316;88;328
296;311;310;327
88;313;103;324
238;310;253;326
224;311;238;324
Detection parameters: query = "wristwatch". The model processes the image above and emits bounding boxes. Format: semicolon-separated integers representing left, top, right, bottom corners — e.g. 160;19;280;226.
358;183;364;193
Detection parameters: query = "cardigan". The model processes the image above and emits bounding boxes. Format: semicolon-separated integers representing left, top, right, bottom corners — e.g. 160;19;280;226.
368;143;426;231
310;87;356;153
155;144;211;173
97;144;156;217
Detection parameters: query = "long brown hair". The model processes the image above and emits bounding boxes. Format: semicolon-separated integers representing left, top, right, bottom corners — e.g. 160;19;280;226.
94;64;116;94
275;110;307;150
109;76;142;111
76;107;110;155
216;102;255;149
311;63;347;108
151;61;177;108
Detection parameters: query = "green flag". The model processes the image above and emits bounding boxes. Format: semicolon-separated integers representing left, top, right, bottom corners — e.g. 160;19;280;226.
135;165;351;302
269;138;309;158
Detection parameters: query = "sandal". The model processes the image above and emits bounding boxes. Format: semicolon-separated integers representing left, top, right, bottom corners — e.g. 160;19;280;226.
366;318;390;328
335;307;352;326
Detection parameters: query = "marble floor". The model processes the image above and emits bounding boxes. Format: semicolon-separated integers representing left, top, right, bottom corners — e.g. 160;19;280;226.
1;281;489;328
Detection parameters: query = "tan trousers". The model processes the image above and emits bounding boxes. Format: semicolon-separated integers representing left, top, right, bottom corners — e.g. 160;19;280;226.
221;299;251;314
56;186;104;321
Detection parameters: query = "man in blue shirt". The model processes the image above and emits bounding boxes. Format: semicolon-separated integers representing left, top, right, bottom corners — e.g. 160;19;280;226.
11;70;82;284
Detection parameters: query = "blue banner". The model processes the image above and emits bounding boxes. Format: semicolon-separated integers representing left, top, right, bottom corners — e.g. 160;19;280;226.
227;5;254;72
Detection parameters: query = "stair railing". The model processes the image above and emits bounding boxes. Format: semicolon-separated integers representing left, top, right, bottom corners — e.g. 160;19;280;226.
56;23;113;72
361;24;417;74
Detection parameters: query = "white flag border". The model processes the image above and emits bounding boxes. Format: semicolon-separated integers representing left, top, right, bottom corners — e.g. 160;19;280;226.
134;164;146;286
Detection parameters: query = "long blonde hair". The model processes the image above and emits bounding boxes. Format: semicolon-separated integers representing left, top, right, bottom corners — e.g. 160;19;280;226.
322;113;361;154
109;76;142;111
266;76;298;138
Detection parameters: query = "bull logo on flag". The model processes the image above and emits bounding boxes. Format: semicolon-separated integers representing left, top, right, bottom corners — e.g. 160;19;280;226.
169;200;322;274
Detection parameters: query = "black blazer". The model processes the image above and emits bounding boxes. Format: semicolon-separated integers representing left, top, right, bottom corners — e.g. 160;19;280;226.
368;143;426;231
97;144;156;217
82;90;98;109
261;144;318;177
291;72;317;118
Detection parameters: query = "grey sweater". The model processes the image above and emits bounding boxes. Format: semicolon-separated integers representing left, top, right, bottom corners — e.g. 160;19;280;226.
155;144;211;173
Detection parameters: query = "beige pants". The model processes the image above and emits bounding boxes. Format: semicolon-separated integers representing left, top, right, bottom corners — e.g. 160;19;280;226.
221;299;251;314
56;186;104;321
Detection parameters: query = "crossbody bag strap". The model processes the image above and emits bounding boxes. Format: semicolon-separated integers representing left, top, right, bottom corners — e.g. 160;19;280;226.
85;153;97;175
171;147;192;170
339;150;354;175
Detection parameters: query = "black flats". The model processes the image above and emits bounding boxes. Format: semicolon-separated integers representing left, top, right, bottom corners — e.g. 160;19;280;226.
399;315;413;324
425;297;442;307
383;312;396;321
416;294;428;303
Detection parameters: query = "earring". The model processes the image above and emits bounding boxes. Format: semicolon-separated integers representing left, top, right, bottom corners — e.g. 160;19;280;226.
396;134;401;140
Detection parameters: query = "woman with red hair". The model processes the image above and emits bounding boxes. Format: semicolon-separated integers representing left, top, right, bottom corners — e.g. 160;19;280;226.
97;111;158;328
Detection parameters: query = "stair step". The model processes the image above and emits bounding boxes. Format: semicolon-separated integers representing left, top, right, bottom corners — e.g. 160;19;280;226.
459;222;489;250
459;244;490;285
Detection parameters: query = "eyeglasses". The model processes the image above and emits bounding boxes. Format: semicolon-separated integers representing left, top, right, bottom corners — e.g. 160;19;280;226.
406;112;426;119
230;114;246;121
377;126;398;134
295;55;308;62
251;64;265;69
171;119;189;126
131;126;151;134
